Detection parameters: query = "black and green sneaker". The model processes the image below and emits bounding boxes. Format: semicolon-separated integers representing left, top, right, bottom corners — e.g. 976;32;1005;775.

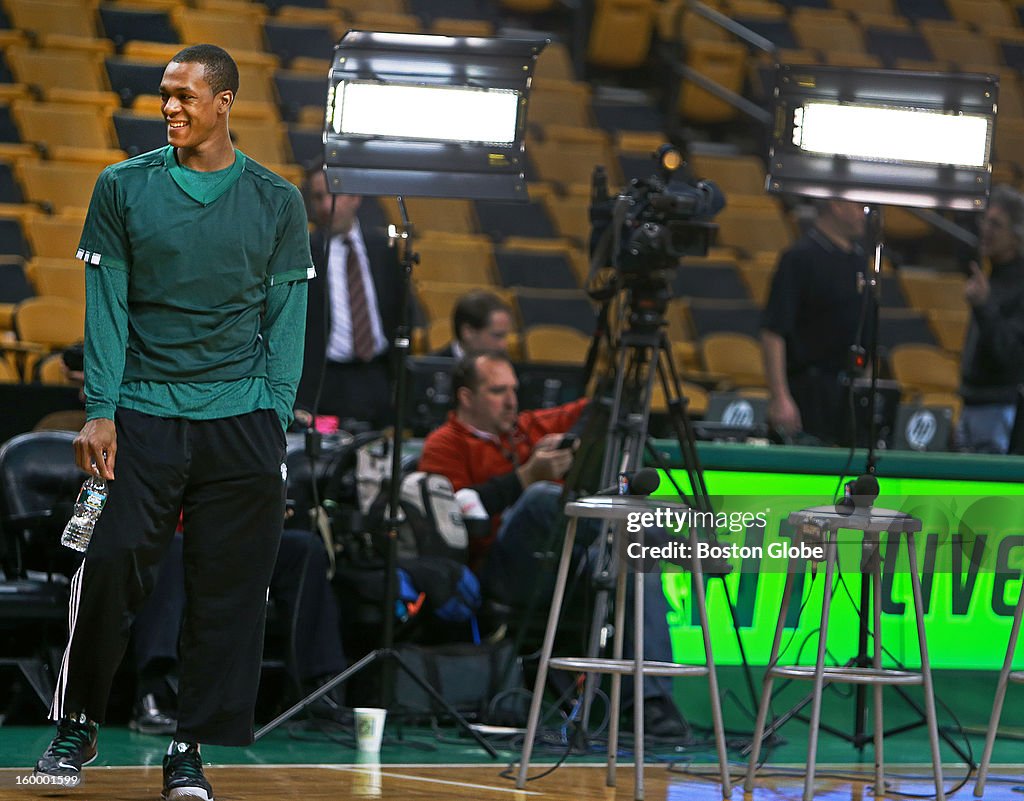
34;713;98;783
162;741;214;800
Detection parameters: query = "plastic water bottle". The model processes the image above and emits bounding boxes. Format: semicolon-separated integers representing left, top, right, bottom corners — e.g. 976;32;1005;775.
61;476;108;552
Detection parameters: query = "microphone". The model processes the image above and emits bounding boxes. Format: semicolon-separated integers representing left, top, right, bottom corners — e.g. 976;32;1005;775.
594;467;660;497
836;473;880;515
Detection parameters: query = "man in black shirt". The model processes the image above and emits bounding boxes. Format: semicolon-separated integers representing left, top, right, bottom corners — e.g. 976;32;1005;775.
761;199;869;445
958;184;1024;453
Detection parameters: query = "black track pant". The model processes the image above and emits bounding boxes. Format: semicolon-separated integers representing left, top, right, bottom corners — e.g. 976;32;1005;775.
50;407;286;746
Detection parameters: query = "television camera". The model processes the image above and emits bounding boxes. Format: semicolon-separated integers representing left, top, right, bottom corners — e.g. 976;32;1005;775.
588;144;725;310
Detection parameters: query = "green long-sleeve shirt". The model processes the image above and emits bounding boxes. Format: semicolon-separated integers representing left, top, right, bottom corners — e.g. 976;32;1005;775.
78;147;313;431
84;265;307;431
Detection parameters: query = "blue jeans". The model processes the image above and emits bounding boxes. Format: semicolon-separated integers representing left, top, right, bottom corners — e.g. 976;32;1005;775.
956;403;1016;454
481;481;674;700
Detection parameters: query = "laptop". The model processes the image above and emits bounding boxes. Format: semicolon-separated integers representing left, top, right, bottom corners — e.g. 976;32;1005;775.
515;363;586;411
405;356;457;437
892;404;953;452
694;392;768;441
705;392;768;428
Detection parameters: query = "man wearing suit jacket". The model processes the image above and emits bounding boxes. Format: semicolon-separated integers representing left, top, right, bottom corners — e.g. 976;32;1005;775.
297;167;403;428
433;289;514;359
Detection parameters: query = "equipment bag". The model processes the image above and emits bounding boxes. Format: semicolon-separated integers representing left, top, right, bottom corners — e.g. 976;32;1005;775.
391;639;527;726
397;471;468;561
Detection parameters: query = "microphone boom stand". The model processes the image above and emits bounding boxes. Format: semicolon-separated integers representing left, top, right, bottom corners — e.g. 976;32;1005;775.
745;207;970;763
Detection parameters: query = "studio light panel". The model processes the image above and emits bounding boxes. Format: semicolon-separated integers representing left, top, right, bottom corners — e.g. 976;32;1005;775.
768;65;998;210
323;30;546;200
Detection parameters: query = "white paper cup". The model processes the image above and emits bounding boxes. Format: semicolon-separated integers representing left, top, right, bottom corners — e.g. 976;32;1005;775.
354;707;387;753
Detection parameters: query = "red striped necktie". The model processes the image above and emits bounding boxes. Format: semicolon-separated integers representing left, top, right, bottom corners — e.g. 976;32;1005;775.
344;237;375;362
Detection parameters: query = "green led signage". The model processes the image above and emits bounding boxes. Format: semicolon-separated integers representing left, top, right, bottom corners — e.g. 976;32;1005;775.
657;470;1024;671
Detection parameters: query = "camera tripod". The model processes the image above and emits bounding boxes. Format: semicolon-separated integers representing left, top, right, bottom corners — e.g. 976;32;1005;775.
564;293;758;747
516;288;738;798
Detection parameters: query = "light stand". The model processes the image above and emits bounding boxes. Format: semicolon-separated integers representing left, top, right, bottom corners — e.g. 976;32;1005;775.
852;205;884;746
256;30;546;749
746;63;997;765
258;198;498;753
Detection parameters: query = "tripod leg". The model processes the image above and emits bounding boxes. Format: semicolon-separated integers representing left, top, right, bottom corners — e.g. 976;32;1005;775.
517;518;579;788
254;650;379;740
690;533;732;798
744;560;799;792
632;563;646;801
872;555;885;797
607;537;628;788
16;658;54;709
975;586;1023;797
804;535;837;801
582;528;614;735
906;532;945;801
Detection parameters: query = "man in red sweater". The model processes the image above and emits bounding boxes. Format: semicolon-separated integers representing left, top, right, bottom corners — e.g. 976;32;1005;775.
418;350;585;573
418;351;689;739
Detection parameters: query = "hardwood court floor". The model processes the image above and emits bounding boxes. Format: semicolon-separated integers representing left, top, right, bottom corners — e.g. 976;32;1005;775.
1;666;1020;799
1;763;1022;801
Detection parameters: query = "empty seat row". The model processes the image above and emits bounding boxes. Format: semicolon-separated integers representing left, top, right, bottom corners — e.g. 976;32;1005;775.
1;60;666;158
752;12;1024;65
415;281;596;338
6;1;498;57
0;294;85;381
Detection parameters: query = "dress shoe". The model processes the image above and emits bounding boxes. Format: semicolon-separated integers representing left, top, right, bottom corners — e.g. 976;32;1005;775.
302;680;354;726
129;693;177;736
642;696;692;741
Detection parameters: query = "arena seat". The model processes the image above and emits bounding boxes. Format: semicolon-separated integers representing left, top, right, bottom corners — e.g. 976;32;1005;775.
414;236;496;286
6;0;99;39
523;324;592;364
587;0;657;70
25;258;85;303
12;101;116;151
99;4;180;49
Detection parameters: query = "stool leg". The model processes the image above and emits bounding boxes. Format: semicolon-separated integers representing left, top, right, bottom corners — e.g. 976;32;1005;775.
516;518;578;789
633;566;646;801
872;553;885;797
607;545;628;788
690;535;732;798
804;533;837;801
744;559;800;793
975;585;1023;797
906;532;945;801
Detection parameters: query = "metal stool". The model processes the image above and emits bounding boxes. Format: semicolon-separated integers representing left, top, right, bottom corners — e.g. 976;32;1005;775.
515;496;732;800
975;581;1023;797
743;505;945;801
